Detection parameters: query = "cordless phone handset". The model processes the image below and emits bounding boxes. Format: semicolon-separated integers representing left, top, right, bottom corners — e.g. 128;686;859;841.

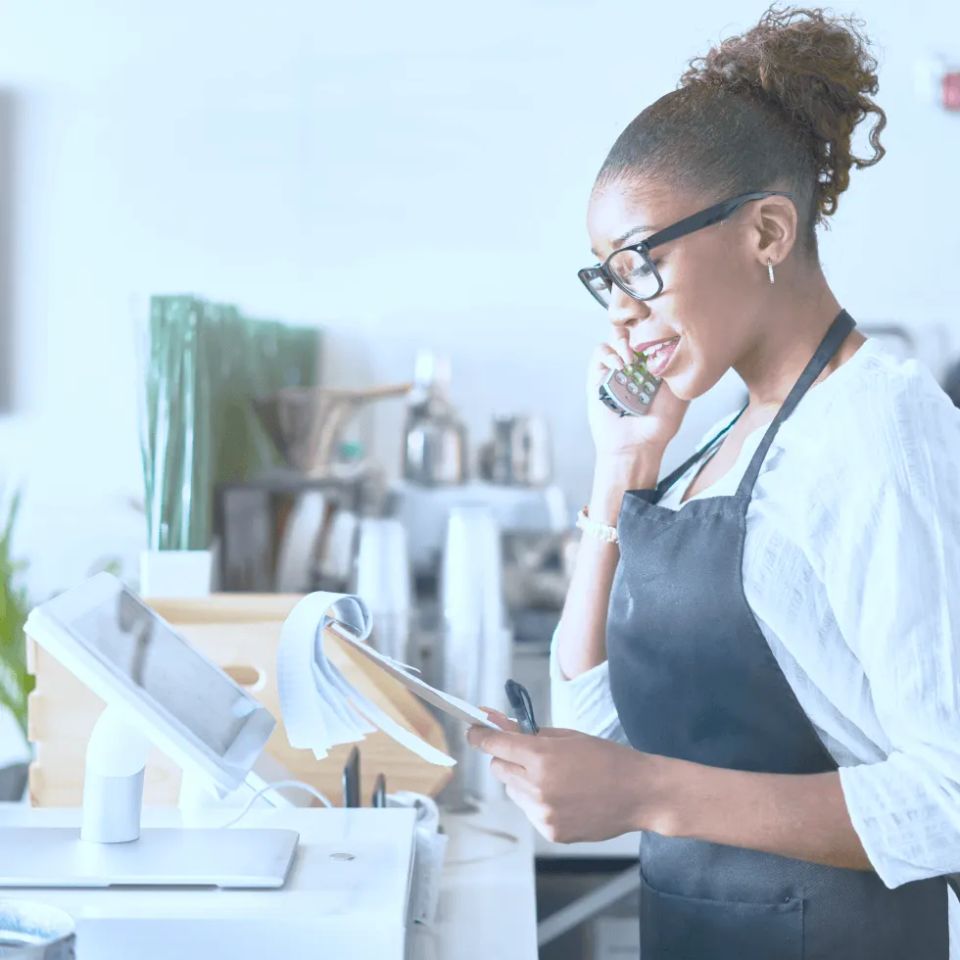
598;349;661;417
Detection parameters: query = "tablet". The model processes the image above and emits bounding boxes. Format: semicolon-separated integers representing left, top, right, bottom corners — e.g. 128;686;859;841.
328;622;499;730
26;573;276;794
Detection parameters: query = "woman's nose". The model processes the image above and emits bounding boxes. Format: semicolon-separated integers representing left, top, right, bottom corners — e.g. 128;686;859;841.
607;285;651;331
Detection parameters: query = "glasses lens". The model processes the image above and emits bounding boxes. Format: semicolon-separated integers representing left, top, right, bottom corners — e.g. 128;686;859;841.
608;249;660;300
582;270;612;307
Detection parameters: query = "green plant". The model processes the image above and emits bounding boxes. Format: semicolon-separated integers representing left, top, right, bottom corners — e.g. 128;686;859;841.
0;491;33;735
141;296;321;550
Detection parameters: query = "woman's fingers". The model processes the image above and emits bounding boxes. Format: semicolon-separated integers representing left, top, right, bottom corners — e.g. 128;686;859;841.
504;783;547;822
489;756;530;788
590;344;629;396
532;726;577;739
467;726;539;767
591;342;625;373
611;333;635;368
599;343;626;369
478;707;522;733
592;337;641;382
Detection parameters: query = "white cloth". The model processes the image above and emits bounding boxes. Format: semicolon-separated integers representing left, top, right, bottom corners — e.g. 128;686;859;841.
550;337;960;945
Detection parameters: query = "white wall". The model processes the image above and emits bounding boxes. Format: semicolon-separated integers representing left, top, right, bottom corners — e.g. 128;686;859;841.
0;0;958;598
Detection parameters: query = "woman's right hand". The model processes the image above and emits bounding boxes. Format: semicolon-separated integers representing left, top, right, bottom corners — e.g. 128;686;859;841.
586;334;690;461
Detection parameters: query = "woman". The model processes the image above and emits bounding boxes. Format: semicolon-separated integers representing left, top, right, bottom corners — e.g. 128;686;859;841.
467;7;960;958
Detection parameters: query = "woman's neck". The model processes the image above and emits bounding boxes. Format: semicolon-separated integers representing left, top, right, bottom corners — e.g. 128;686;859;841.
733;269;861;418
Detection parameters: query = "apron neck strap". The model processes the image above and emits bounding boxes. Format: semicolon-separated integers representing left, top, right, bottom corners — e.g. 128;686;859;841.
654;405;747;501
735;309;856;500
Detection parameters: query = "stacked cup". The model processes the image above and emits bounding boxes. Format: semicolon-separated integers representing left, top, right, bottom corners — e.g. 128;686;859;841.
353;518;413;665
440;506;512;805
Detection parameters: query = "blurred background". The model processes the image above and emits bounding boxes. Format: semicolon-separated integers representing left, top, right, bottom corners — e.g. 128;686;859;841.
0;2;959;953
0;0;957;599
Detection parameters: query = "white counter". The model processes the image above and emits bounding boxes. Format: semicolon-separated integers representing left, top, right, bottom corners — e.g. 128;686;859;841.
412;800;538;960
0;800;539;960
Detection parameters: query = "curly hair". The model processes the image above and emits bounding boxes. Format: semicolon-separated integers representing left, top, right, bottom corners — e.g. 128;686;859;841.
595;6;888;253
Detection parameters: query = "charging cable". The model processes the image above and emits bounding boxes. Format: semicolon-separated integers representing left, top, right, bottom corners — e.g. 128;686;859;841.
221;780;519;868
443;819;520;866
221;779;334;829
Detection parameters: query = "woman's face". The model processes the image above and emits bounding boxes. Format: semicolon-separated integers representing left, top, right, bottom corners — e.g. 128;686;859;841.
586;177;766;401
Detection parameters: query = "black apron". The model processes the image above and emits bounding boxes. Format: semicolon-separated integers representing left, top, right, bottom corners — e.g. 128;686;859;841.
606;310;949;959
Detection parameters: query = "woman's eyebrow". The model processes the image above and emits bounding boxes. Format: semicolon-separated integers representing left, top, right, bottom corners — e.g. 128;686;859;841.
590;224;652;259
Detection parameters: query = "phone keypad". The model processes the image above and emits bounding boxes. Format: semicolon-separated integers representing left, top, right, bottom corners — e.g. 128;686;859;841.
598;352;661;417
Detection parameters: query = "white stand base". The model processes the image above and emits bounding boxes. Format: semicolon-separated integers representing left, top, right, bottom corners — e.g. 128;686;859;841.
0;807;420;960
0;827;298;889
14;706;302;889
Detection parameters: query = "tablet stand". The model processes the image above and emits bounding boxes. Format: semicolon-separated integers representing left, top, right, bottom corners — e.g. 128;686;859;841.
81;706;151;843
0;706;299;890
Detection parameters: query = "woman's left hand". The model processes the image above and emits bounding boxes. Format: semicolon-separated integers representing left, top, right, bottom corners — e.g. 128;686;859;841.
467;714;665;844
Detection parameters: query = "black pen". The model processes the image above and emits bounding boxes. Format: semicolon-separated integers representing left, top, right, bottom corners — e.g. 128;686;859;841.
371;773;387;809
342;745;360;807
504;679;539;735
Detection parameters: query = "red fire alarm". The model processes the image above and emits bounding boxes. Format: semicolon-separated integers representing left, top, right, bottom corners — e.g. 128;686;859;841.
944;71;960;112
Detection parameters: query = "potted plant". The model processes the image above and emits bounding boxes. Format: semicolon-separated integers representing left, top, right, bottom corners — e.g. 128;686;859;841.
0;491;32;799
139;294;321;595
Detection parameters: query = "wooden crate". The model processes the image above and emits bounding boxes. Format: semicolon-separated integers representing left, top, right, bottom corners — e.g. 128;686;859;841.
26;594;452;806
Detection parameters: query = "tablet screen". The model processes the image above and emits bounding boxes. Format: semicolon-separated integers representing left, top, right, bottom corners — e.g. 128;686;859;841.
68;585;257;756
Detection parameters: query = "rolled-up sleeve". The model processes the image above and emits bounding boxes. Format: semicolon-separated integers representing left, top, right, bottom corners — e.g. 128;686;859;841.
827;380;960;888
549;626;628;743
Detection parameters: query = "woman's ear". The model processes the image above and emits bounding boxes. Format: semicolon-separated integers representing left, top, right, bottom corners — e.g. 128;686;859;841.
750;194;799;269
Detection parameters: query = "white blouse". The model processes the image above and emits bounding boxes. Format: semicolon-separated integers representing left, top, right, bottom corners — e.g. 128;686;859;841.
550;336;960;943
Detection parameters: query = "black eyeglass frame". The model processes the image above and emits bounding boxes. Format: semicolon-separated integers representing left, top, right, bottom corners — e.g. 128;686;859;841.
578;190;795;308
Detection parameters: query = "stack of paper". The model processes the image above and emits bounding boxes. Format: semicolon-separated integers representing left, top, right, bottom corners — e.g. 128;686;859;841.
276;592;497;767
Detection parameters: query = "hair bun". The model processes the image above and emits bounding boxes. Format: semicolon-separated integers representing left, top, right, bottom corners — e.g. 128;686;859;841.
681;5;886;220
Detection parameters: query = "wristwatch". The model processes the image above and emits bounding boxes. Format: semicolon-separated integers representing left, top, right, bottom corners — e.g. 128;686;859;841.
576;505;619;544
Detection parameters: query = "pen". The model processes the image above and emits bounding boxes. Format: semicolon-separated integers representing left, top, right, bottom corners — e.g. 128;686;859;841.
342;746;360;807
504;679;539;735
371;773;387;809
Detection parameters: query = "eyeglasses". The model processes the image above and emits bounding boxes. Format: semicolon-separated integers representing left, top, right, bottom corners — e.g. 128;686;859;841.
578;191;794;309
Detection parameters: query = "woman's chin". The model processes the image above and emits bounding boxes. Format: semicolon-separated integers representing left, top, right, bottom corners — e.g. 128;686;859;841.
663;365;719;403
662;378;694;402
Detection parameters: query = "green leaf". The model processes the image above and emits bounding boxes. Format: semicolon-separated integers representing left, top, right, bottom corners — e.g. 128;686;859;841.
0;489;30;735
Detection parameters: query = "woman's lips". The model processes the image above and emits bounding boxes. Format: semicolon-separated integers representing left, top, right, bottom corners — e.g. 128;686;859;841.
642;336;681;377
632;335;676;355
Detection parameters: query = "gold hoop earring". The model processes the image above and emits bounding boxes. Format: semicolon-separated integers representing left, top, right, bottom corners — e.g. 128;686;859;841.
767;259;775;285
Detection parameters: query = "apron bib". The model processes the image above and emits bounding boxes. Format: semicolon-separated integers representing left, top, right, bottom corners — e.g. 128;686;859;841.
606;310;948;959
